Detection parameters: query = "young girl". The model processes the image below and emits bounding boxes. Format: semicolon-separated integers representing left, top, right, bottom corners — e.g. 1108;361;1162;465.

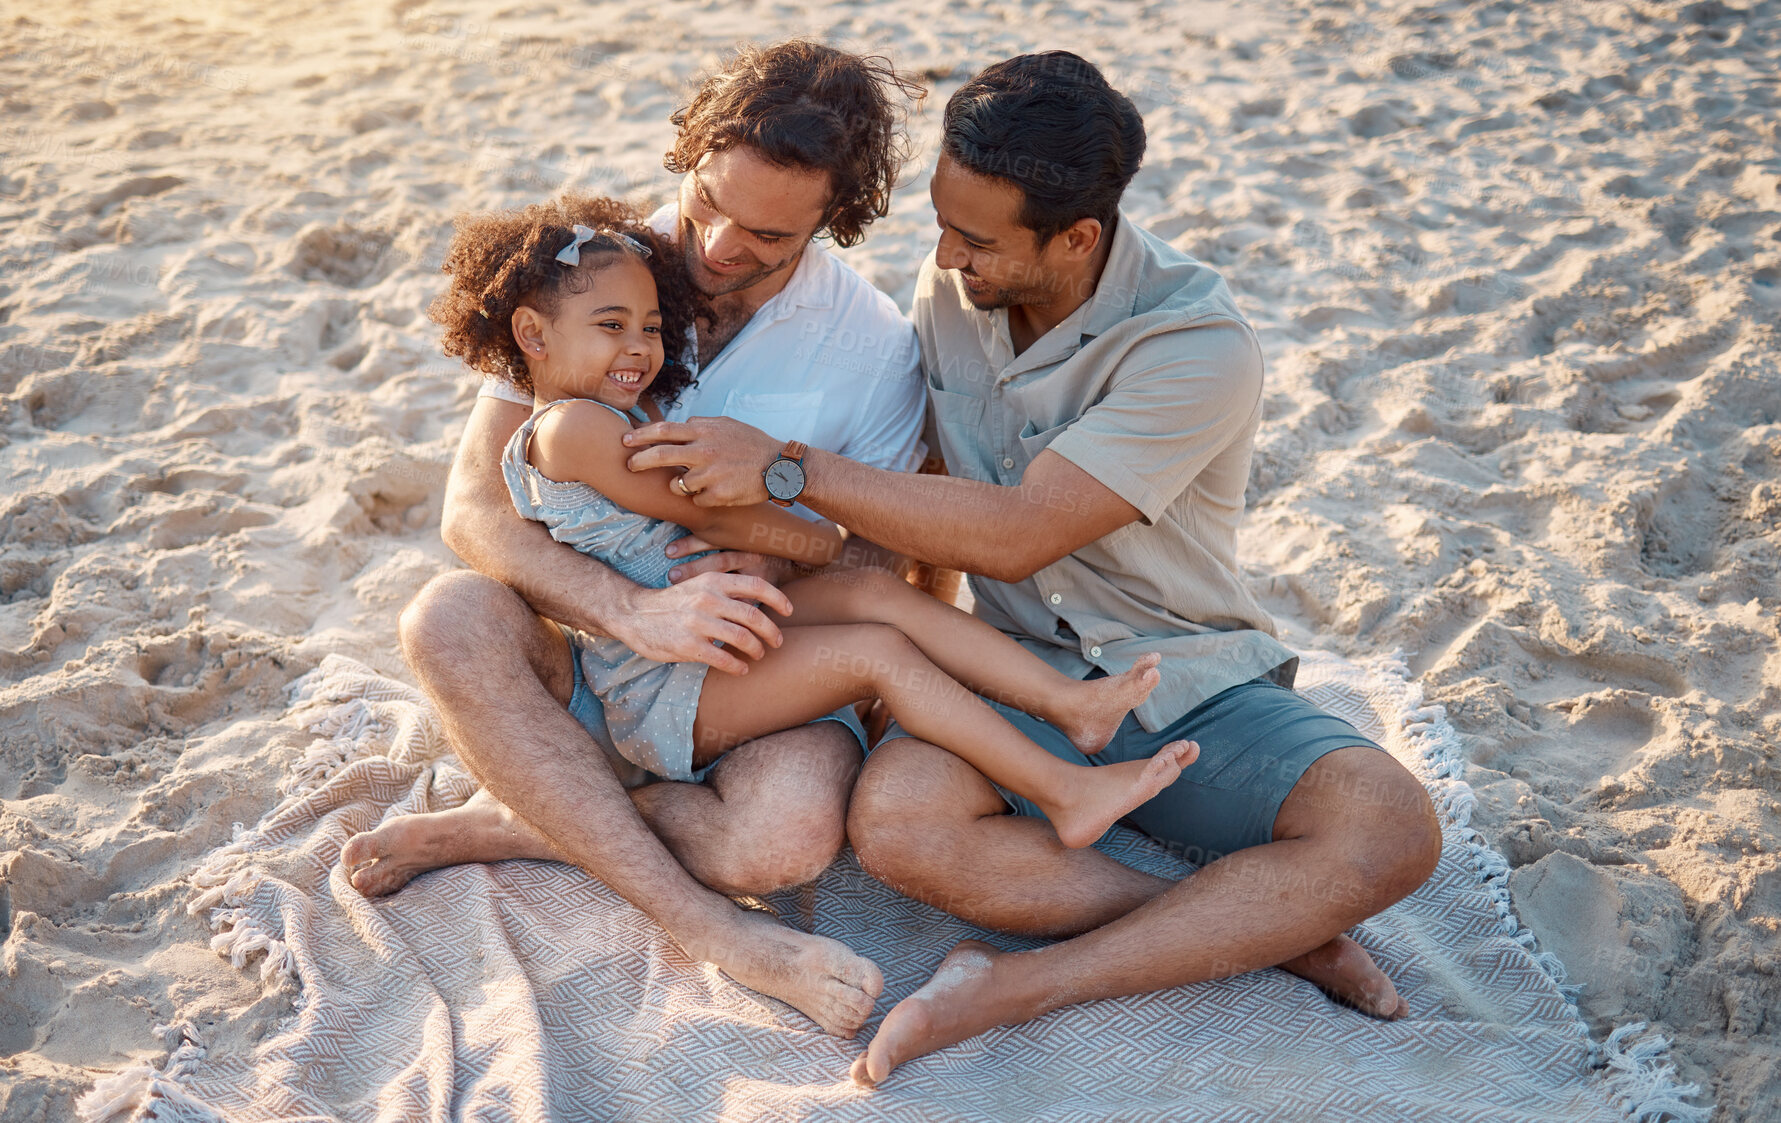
429;195;1196;849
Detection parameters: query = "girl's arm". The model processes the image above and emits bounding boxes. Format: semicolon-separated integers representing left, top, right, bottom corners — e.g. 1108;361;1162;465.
530;401;844;568
441;395;645;635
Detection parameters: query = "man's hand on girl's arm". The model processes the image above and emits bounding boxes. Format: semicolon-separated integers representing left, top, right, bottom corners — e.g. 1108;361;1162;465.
622;416;779;506
661;534;790;586
441;395;788;675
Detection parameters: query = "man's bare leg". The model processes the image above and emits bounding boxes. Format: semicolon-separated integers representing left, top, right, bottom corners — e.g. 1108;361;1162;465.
342;725;859;898
845;738;1443;1085
341;571;882;1037
631;721;860;896
843;738;1416;1008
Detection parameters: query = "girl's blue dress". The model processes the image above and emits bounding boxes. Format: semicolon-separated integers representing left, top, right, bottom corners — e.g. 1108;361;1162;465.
502;398;710;780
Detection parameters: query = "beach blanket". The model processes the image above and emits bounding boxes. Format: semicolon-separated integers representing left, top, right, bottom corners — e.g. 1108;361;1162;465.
79;651;1707;1122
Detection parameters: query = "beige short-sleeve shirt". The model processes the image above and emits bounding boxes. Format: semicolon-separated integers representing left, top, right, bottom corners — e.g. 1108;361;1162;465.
912;212;1298;731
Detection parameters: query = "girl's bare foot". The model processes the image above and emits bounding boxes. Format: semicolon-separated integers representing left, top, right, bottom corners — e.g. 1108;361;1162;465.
1039;739;1198;849
1054;653;1162;754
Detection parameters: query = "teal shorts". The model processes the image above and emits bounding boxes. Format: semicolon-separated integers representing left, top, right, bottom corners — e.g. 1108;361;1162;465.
879;675;1384;863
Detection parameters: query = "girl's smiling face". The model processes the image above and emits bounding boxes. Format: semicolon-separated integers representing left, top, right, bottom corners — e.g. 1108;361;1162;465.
511;254;665;411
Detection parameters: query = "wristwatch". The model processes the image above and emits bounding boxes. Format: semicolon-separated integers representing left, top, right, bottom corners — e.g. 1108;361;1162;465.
764;440;808;507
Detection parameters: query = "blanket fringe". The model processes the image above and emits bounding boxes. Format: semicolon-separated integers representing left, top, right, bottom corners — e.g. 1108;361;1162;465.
1372;653;1709;1121
173;658;431;997
208;905;298;985
75;1024;221;1123
1599;1024;1711;1123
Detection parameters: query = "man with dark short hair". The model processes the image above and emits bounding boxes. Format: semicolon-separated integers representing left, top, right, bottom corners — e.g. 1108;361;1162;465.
342;41;928;1040
626;51;1443;1085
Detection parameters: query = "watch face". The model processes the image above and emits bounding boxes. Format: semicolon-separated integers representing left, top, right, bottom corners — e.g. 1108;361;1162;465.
765;458;806;501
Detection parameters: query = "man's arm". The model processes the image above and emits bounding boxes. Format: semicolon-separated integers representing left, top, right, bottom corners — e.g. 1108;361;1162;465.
623;413;1138;584
830;322;968;599
904;455;969;607
441;394;791;673
622;322;1263;583
800;448;1140;583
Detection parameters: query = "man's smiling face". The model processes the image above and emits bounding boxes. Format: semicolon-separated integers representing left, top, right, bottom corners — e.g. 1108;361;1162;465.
929;153;1068;311
676;145;831;298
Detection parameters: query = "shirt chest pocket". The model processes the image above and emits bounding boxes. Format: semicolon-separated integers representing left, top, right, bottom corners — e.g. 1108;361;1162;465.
926;387;988;478
1016;418;1073;464
722;391;823;447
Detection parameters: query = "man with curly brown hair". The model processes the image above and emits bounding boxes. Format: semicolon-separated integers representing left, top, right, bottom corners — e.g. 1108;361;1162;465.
339;41;926;1038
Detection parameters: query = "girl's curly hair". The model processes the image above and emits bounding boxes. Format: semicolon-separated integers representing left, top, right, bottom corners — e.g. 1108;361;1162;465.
428;194;705;407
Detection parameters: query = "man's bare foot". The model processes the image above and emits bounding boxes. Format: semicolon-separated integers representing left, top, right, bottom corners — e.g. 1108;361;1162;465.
850;939;1020;1088
704;907;884;1038
339;790;557;897
1039;740;1198;849
1280;934;1408;1019
1054;653;1162;754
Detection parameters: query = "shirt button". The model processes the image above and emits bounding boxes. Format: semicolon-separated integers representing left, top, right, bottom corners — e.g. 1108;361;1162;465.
1002;457;1014;469
1049;593;1062;605
1090;646;1102;658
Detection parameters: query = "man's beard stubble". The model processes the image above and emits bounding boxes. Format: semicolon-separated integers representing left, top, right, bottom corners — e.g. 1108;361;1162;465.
960;271;1031;311
678;222;801;299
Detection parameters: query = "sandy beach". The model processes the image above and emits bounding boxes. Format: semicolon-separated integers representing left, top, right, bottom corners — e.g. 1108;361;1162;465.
2;0;1777;1118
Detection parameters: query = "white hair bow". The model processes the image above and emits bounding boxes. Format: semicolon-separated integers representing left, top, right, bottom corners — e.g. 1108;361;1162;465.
556;224;651;266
